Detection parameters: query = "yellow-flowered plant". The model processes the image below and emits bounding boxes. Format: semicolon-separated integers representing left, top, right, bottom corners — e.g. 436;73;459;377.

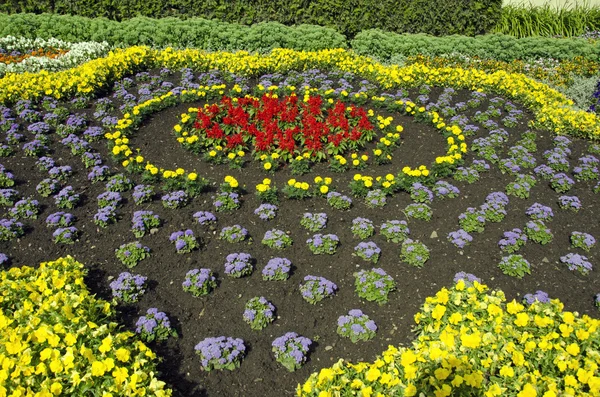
255;178;278;204
313;176;333;197
298;279;600;397
282;178;312;200
0;256;171;397
220;175;240;193
348;173;374;197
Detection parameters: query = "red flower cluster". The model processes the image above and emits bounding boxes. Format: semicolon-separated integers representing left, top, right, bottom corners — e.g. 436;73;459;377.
187;94;374;158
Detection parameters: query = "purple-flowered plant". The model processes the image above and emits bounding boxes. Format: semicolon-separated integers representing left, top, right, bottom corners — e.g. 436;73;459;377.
54;186;80;209
135;308;177;342
83;126;105;142
525;203;554;221
219;224;249;244
262;257;292;281
573;155;599;181
106;174;133;192
561;253;592;275
299;275;337;304
213;191;240;212
94;205;118;228
61;134;90;155
523;290;551;305
433;181;459;199
400;239;430;268
453;167;480;184
365;189;387;208
525;220;553;245
498;254;531;279
170;230;199;253
272;332;312;372
0;188;19;207
498;158;522;175
9;197;39;219
0;166;14;188
262;229;292;250
458;207;486;233
48;165;72;181
0;253;9;266
326;191;352;210
306;233;339;255
571;232;596;252
115;241;150;268
27;121;50;135
110;272;147;303
195;336;246;371
558;195;582;212
193;211;217;226
351;217;374;239
97;191;122;209
404;203;432;221
354;268;396;304
550;172;575;193
534;164;556;180
243;297;275;330
498;228;528;253
379;220;410;243
22;139;48;157
161;190;189;209
300;212;328;232
224;252;253;278
447;229;473;249
81;151;102;168
506;173;536;199
35;178;60;197
131;210;161;238
254;203;278;221
337;309;377;343
183;268;217;297
354;241;381;263
53;226;79;244
0;218;24;241
453;272;482;285
88;165;110;183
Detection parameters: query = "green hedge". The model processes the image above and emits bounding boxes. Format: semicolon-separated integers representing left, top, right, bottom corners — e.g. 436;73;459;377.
351;30;600;62
0;0;502;38
0;13;347;52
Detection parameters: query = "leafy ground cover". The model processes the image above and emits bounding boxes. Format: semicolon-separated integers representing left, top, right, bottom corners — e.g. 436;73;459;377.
1;48;600;396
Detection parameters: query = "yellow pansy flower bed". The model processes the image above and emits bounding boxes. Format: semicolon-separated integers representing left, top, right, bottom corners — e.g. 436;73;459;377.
0;256;172;397
297;279;600;397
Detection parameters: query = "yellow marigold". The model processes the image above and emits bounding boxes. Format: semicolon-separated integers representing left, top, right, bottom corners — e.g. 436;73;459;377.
264;162;272;170
320;185;329;194
188;173;197;181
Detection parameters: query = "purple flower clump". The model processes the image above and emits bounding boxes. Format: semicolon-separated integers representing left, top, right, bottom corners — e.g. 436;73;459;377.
195;336;246;371
523;290;551;305
447;229;473;249
561;253;592;275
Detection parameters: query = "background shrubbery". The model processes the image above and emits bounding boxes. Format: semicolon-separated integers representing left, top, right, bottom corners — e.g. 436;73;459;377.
0;0;502;38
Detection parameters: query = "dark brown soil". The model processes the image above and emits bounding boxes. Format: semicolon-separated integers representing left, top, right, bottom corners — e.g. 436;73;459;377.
1;71;599;397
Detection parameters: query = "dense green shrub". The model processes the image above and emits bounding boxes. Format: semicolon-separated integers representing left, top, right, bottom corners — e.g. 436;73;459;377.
351;30;600;62
0;0;503;39
0;13;347;52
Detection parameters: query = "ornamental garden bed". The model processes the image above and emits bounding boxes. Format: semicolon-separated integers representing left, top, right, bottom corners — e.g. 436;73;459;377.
1;48;599;396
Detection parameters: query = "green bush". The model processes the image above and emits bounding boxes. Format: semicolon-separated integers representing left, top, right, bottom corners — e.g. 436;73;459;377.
351;30;600;62
0;13;347;52
0;0;503;39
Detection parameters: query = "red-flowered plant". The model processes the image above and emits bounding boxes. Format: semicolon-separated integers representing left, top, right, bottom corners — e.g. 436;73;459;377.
177;94;375;161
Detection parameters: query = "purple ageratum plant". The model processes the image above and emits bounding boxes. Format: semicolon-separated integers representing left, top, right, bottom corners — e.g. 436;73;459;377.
27;121;50;135
135;308;177;342
453;272;482;286
220;225;249;244
110;272;147;303
525;220;553;245
48;165;72;181
254;203;278;221
544;150;570;172
224;252;253;278
550;172;575;193
243;296;276;330
471;159;491;172
61;134;90;155
365;189;387;208
573;155;599;181
0;167;14;188
81;151;102;168
558;195;582;212
131;210;161;238
498;254;531;279
523;290;551;306
404;203;432;221
36;178;60;197
498;158;522;175
106;174;133;192
459;207;487;233
262;229;292;250
88;165;110;183
0;218;24;241
380;220;410;243
447;229;473;249
498;228;528;253
22;139;48;157
195;336;246;371
54;186;80;209
262;257;292;281
183;268;217;297
300;212;328;232
94;205;118;228
400;239;430;268
526;203;554;221
170;230;199;253
9;197;39;219
53;226;79;244
480;201;507;223
561;253;593;275
506;174;536;199
272;332;312;372
83;126;105;142
354;268;396;304
433;181;460;199
115;241;150;268
299;275;338;304
571;232;596;252
351;217;375;239
0;188;19;206
162;190;189;209
354;241;381;263
337;309;377;343
193;211;217;226
534;164;556;180
306;233;339;255
453;167;480;184
213;191;240;212
326;191;352;210
132;184;154;205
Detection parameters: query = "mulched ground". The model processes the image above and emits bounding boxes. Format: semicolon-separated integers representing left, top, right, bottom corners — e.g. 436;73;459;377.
1;70;599;396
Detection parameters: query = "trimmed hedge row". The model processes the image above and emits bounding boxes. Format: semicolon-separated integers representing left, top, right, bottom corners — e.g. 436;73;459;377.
0;0;502;38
